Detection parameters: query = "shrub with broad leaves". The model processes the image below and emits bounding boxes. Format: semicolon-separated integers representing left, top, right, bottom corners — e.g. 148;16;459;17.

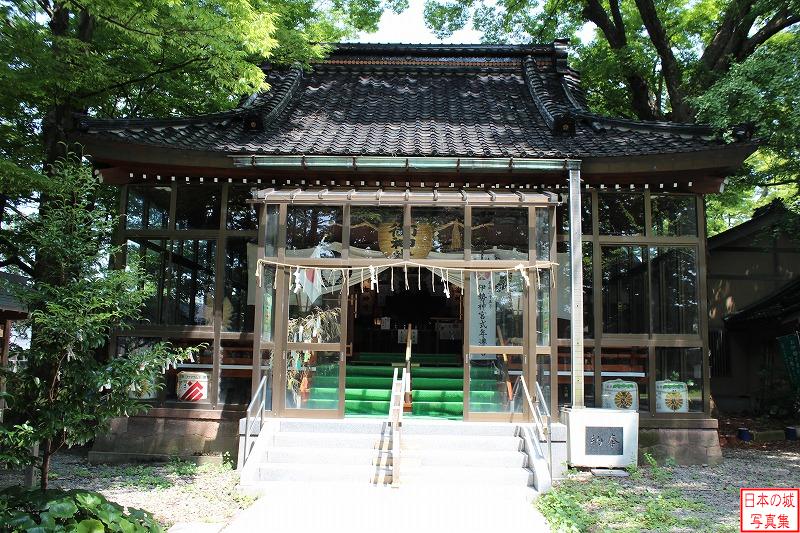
0;486;162;532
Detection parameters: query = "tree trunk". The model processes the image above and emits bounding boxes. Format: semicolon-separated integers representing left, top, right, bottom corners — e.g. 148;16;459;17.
39;439;52;490
634;0;691;122
582;0;657;120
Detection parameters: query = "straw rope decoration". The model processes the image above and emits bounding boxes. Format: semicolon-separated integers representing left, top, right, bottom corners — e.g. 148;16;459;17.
254;258;558;292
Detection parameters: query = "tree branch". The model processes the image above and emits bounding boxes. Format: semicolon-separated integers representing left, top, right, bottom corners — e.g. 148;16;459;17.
754;178;800;187
77;57;208;100
737;11;800;61
608;0;625;39
581;0;656;119
0;256;35;276
698;0;752;70
634;0;691;121
582;0;623;47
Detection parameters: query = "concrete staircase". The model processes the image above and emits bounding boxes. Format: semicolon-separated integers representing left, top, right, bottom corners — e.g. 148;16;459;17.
238;418;551;494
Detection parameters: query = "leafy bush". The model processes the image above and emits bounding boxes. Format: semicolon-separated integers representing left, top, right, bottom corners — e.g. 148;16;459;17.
0;486;162;532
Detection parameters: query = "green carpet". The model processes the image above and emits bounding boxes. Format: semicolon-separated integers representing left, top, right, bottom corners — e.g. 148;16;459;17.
411;390;502;402
304;359;508;418
411;401;463;417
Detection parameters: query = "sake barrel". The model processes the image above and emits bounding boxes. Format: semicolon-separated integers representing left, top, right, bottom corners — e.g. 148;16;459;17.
656;380;689;413
601;379;639;411
177;371;209;402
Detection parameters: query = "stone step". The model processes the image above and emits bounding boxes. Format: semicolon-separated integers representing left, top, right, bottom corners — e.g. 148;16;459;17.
276;419;386;434
255;463;393;484
402;449;528;468
272;431;390;449
253;463;533;487
261;447;528;468
399;465;534;486
264;447;389;466
401;434;523;451
402;420;518;437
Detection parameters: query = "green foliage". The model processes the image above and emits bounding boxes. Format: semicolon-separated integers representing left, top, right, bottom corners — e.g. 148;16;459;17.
0;0;400;195
536;477;707;532
643;451;671;483
0;486;162;533
423;0;800;230
695;33;800;225
0;160;199;478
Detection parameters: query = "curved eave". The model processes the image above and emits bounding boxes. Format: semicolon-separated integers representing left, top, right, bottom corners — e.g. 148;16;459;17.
78;134;757;187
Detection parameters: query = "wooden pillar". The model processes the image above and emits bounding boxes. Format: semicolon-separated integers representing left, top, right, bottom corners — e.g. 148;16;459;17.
568;161;585;408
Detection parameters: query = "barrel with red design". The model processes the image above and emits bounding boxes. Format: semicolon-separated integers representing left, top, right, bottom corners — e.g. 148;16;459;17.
176;371;209;402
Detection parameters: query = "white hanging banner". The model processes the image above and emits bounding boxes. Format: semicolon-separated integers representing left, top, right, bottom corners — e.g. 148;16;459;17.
469;273;496;346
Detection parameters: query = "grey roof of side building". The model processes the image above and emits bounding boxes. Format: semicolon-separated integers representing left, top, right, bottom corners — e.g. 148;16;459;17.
78;42;754;160
0;272;27;316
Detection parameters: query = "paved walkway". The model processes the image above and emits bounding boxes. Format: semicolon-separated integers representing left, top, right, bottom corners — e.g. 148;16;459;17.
221;483;551;533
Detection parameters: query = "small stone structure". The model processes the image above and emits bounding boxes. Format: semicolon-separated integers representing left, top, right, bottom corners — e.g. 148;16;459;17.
638;428;723;465
89;411;239;464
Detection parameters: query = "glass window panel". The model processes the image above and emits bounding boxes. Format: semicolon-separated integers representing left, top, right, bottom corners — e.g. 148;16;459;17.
175;185;221;230
556;193;592;236
536;269;550;346
468;353;521;414
287;268;343;343
286;350;340;410
219;340;253;405
536;208;552;261
286;206;343;258
264;205;278;257
651;194;698;236
127;238;168;324
602;246;648;334
556;347;594;408
556;240;594;339
223;237;256;332
656;347;703;413
469;272;523;347
536;352;551;414
165;339;213;403
650;247;699;334
260;349;274;411
471;208;527;260
350;207;404;259
410;207;463;259
598;193;645;235
126;186;170;229
261;266;276;343
601;347;649;411
227;185;258;230
165;240;216;326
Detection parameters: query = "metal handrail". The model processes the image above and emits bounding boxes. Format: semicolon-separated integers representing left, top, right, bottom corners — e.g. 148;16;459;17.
388;367;408;487
242;375;269;468
534;380;553;475
512;375;552;475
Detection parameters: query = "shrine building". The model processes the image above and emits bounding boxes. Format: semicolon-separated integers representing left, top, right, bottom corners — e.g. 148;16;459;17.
76;42;757;468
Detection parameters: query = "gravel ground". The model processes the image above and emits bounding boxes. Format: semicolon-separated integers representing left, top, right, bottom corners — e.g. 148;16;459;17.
0;450;255;529
3;443;798;531
661;444;800;529
544;442;800;531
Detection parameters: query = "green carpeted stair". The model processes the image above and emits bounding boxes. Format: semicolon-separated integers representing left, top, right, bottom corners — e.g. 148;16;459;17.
304;354;508;418
410;365;505;418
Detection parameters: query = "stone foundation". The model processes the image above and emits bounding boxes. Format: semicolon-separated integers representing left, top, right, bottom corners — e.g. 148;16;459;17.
638;427;722;465
89;408;240;464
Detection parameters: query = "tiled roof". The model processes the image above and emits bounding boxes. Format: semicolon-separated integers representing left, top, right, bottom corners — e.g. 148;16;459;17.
78;42;742;160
